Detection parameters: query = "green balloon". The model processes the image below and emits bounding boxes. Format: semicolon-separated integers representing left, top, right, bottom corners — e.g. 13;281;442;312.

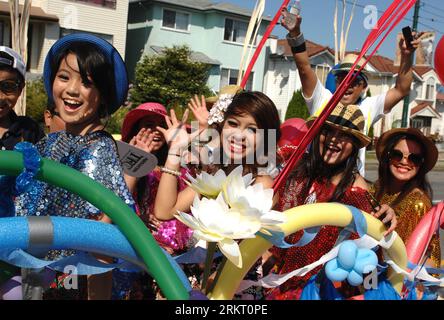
0;150;189;300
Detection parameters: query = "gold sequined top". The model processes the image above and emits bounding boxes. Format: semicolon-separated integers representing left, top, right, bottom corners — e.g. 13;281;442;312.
370;185;441;268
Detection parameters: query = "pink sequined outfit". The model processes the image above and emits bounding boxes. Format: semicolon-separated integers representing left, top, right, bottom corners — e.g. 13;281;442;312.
136;168;193;253
266;177;373;300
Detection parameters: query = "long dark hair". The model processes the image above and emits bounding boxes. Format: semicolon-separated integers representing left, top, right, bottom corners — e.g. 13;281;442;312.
289;125;361;202
209;91;281;177
49;43;116;120
375;133;433;206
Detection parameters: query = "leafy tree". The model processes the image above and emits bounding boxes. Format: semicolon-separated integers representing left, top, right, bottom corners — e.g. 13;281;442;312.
129;45;212;111
285;89;310;120
106;105;130;135
25;78;47;123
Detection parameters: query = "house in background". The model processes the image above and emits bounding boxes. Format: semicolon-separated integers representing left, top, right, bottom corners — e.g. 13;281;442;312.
433;92;444;139
265;37;442;139
0;0;129;77
126;0;272;93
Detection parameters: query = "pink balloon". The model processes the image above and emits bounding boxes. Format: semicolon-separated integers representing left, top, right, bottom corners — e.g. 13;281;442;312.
278;118;308;148
405;202;444;267
434;36;444;85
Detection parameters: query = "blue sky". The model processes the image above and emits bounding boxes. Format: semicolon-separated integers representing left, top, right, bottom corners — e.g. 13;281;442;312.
222;0;444;60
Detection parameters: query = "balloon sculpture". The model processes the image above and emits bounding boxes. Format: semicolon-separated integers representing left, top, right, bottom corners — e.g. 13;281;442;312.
0;150;189;300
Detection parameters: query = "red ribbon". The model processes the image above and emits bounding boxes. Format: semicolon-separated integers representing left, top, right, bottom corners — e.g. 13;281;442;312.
273;0;418;192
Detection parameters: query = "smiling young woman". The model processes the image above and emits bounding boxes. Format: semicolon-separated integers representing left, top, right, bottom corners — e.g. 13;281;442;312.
372;128;440;268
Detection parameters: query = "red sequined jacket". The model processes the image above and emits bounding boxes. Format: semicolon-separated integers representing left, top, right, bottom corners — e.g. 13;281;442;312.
270;176;374;294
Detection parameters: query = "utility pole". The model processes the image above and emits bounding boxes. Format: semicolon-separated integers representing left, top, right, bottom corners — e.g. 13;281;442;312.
401;0;420;128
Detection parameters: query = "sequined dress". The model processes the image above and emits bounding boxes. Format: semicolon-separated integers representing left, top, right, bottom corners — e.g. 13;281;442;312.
14;130;135;299
266;176;373;300
15;130;134;221
136;168;193;253
111;168;194;300
371;185;441;268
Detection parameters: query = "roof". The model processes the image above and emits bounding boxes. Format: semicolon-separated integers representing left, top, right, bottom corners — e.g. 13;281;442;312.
149;45;221;65
0;3;58;22
276;39;335;58
436;92;444;101
410;101;441;118
413;65;434;77
132;0;273;21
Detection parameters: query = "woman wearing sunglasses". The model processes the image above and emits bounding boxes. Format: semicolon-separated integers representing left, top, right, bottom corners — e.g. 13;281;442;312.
372;128;440;268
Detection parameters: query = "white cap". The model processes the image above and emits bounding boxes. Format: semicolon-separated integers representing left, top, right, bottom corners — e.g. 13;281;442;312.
0;46;26;78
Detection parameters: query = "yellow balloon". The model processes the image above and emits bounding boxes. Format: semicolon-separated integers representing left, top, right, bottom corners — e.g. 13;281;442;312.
209;203;407;300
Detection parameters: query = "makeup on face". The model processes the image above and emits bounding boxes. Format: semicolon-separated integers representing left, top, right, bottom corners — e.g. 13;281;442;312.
52;53;101;132
221;113;259;161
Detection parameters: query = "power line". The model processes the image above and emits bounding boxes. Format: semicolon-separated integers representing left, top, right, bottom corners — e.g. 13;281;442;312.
342;0;443;35
422;0;444;15
421;7;444;21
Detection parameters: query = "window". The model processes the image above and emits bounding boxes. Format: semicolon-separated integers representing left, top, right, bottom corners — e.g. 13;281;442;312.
67;0;116;9
162;9;190;31
220;68;253;91
224;18;248;44
425;78;435;100
61;29;113;45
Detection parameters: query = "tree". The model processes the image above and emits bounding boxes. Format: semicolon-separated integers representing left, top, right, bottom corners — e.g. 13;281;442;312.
285;90;310;120
25;78;47;124
129;45;212;112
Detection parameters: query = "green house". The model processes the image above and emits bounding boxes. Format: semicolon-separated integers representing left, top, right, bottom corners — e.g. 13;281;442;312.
126;0;271;92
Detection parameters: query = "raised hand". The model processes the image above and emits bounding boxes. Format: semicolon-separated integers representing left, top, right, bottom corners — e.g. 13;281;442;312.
281;7;302;37
156;109;191;154
399;31;424;57
188;94;209;130
129;128;155;153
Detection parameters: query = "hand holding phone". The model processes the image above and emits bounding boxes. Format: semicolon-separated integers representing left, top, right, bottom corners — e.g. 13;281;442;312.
402;26;415;49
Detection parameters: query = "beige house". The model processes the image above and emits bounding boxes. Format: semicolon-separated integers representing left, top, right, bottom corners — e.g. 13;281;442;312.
0;0;128;76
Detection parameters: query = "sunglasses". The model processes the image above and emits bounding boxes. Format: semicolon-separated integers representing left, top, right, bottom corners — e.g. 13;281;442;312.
335;74;365;88
0;79;22;95
388;149;424;167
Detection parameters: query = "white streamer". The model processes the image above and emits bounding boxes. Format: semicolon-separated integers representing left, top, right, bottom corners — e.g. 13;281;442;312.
237;233;398;293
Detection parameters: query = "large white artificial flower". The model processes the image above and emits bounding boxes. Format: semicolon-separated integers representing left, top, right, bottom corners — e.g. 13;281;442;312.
186;165;253;198
223;169;286;231
175;194;260;267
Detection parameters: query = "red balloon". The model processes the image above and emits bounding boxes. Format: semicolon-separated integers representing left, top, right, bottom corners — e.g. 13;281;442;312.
278;118;308;148
435;36;444;85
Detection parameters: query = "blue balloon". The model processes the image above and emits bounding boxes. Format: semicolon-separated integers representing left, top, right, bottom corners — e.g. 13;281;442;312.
347;269;364;286
354;249;378;274
337;240;358;270
325;241;379;287
325;259;349;282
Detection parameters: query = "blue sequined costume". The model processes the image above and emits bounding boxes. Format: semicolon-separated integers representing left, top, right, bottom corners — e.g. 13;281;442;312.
15;130;135;260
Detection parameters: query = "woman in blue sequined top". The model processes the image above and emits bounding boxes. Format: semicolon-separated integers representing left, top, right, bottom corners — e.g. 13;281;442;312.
14;34;134;300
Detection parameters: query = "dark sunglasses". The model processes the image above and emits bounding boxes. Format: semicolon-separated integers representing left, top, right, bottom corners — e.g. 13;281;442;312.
0;79;22;95
335;73;365;88
388;149;424;167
